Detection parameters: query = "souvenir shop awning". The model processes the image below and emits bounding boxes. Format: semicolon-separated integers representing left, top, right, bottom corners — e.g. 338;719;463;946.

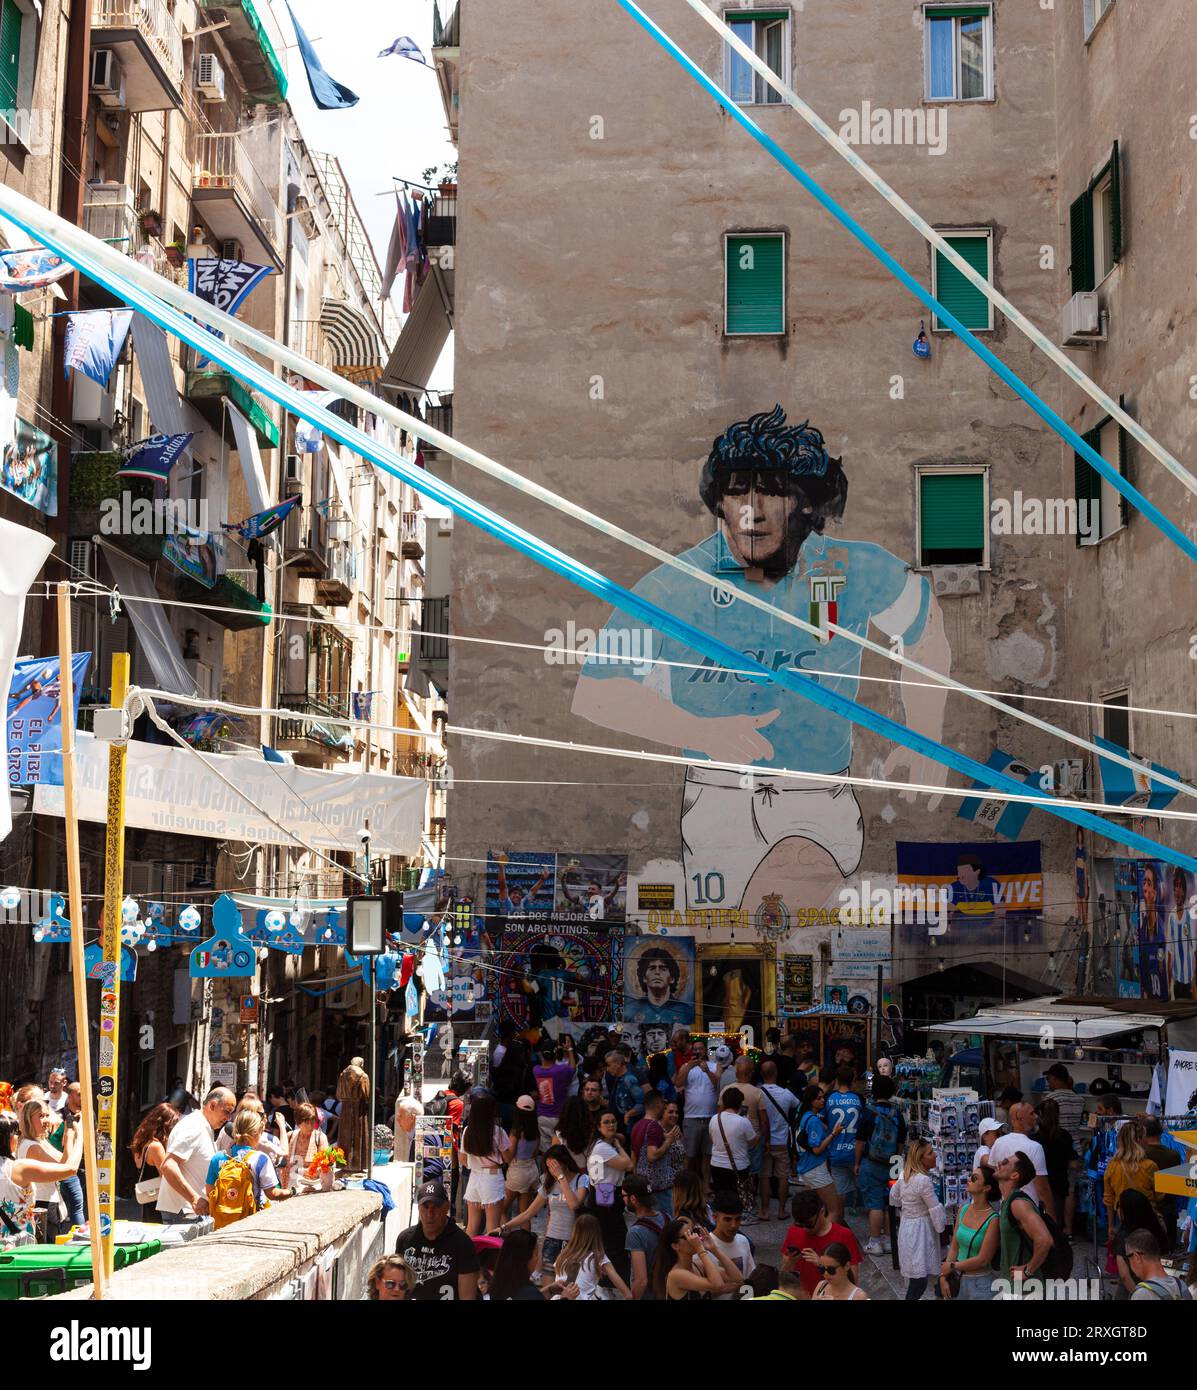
926;996;1189;1042
34;731;424;854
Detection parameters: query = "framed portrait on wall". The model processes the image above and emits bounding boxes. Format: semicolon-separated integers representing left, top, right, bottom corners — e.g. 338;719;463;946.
695;943;776;1047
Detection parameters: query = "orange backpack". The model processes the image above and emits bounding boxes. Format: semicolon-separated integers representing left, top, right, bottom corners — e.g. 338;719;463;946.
212;1152;258;1229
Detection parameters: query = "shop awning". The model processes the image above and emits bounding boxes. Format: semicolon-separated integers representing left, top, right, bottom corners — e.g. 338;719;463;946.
35;732;424;854
99;542;199;698
382;264;453;391
928;996;1175;1041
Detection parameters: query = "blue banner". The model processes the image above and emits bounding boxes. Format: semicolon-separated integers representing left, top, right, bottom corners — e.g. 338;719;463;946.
287;2;360;109
1095;735;1180;812
187;257;274;369
118;431;194;483
7;652;91;786
0;247;72;293
63;310;133;387
222;494;300;541
956;748;1042;840
2;416;57;515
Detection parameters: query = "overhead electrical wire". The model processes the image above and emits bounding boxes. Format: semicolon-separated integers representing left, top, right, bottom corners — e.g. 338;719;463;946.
2;186;1188;814
4;187;1192;865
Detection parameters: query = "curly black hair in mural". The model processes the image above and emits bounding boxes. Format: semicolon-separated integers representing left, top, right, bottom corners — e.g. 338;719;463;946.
699;405;849;530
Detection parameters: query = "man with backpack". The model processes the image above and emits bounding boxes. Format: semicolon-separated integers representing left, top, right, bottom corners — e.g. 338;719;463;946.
854;1074;906;1255
758;1060;798;1222
1126;1229;1193;1300
623;1174;666;1300
996;1150;1069;1295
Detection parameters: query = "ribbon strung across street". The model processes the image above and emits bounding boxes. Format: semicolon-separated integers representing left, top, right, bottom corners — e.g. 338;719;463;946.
2;184;1194;868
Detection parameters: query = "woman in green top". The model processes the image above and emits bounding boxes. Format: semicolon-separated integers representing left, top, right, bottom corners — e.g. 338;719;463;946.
940;1164;1000;1301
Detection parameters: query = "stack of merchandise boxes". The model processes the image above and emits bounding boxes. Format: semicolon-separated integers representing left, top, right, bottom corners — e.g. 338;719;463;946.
927;1092;996;1213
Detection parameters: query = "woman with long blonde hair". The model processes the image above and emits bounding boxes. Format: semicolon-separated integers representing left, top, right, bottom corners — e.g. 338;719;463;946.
553;1211;632;1300
367;1254;415;1300
16;1100;71;1240
890;1138;947;1301
1103;1120;1159;1237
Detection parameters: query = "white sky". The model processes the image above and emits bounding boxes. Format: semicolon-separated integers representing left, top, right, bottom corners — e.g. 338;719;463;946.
267;0;456;386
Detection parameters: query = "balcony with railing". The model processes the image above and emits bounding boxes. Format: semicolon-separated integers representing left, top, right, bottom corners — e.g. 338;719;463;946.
417;596;449;665
197;0;288;105
283;500;328;579
315;533;354;607
275;692;354;759
420;396;453;458
400;511;425;560
432;2;461;142
291;319;336;372
192;132;284;269
91;0;184;112
423;192;456;250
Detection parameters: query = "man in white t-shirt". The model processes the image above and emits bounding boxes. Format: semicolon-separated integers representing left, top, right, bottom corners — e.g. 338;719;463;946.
156;1086;236;1224
987;1102;1054;1219
675;1041;720;1188
709;1087;757;1199
45;1069;68;1116
708;1190;756;1300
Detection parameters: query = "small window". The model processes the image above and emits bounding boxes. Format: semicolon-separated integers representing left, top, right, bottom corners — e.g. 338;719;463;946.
924;5;992;102
1074;407;1129;547
724;232;785;336
1101;690;1130;750
1069;143;1122;293
917;469;988;567
1083;0;1115;40
931;230;993;332
724;9;790;105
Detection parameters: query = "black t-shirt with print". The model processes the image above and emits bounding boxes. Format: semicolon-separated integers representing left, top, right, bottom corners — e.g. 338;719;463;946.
395;1219;480;1301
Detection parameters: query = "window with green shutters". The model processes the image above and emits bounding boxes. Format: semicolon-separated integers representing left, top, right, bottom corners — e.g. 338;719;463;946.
918;470;987;566
1074;404;1129;546
0;0;21;112
1069;142;1121;293
931;232;992;331
725;233;785;336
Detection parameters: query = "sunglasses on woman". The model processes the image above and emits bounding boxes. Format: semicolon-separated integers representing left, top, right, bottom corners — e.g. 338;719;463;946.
818;1263;842;1274
382;1279;408;1292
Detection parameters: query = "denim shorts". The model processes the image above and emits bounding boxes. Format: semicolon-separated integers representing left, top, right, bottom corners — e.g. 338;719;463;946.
541;1236;564;1270
857;1158;890;1212
831;1164;857;1200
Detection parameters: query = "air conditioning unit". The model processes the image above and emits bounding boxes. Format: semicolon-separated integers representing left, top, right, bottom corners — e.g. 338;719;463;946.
219;238;243;263
1063;291;1106;346
196;54;227;102
90;50;126;108
72;372;116;428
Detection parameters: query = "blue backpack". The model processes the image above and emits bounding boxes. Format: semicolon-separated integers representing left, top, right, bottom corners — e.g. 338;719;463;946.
865;1103;901;1165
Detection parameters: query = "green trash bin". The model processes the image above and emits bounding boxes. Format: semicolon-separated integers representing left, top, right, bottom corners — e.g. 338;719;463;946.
0;1239;161;1299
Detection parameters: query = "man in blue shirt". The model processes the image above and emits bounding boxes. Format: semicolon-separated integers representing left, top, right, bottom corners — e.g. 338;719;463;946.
605;1049;645;1135
947;853;1005;930
824;1066;863;1211
572;406;949;916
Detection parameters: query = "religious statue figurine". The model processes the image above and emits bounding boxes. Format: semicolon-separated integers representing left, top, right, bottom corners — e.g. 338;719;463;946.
336;1055;370;1171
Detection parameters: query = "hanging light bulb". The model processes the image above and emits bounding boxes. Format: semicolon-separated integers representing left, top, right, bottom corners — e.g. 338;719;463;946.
937;956;946;972
179;904;201;933
32;927;44;942
146;938;157;953
257;948;269;963
1;886;22;911
121;896;140;924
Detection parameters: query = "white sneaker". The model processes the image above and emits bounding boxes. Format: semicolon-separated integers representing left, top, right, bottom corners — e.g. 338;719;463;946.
864;1238;886;1255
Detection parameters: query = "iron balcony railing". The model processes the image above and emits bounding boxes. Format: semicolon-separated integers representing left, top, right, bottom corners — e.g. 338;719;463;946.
92;0;185;89
291;318;336;370
417;596;449;663
193;132;283;258
82;185;138;256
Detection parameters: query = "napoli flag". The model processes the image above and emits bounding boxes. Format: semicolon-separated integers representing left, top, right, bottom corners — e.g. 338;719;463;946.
63;310;133;387
286;2;359;109
222;495;301;542
117;432;194;483
379;36;427;63
187;257;274;368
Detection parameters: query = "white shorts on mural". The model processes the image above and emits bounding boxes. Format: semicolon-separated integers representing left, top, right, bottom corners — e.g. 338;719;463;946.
681;766;864;909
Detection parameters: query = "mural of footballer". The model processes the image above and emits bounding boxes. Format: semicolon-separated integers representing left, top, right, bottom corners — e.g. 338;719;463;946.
572;406;950;917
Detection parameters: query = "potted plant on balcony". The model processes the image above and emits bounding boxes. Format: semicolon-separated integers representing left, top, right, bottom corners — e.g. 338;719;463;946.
138;209;162;238
165;239;187;268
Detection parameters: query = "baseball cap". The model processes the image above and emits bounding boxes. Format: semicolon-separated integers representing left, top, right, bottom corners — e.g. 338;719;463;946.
978;1117;1001;1137
515;1095;536;1112
417;1181;449;1206
714;1044;733;1064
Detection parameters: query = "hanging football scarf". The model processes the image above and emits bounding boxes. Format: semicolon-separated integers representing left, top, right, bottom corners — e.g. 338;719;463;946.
222;494;301;541
117;431;195;483
186;258;274;369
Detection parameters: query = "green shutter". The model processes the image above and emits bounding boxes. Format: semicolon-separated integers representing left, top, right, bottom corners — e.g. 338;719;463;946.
1069;192;1095;294
11;301;32;350
925;5;991;15
1074;427;1102;548
726;234;785;335
732;9;791;19
0;0;21;111
920;473;985;562
933;235;991;331
1108;140;1122;264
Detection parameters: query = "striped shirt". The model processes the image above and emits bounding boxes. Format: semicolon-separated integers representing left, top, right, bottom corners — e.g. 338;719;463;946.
1047;1088;1087;1151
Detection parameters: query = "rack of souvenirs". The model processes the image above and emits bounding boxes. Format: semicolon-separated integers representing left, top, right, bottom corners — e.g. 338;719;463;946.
927;1090;996;1213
